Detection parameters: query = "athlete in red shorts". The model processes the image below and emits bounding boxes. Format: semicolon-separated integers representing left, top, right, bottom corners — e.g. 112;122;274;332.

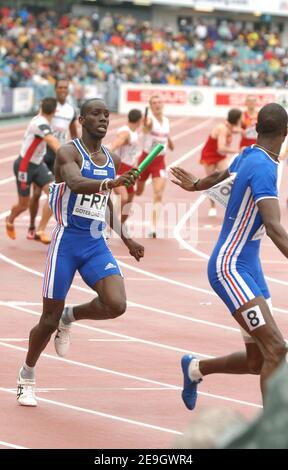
240;95;258;149
200;109;242;217
109;109;142;226
136;95;174;237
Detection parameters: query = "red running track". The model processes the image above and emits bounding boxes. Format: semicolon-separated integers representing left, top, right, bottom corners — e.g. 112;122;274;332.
0;114;288;449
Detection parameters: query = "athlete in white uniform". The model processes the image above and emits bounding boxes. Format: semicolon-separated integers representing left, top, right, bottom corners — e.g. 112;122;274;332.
136;95;174;238
28;79;78;243
6;98;60;241
109;109;142;225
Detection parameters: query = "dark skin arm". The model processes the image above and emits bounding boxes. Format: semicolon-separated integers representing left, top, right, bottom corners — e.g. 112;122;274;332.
106;198;144;262
257;198;288;258
170;167;230;192
107;152;144;261
54;143;137;194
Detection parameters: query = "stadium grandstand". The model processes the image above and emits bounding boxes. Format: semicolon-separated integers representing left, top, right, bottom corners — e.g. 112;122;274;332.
1;0;288;115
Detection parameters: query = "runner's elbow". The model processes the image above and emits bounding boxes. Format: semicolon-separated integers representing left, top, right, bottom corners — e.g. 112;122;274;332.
68;177;82;193
265;221;280;239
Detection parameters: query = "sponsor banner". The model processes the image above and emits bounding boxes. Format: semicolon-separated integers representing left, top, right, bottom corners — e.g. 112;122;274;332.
82;84;105;100
12;87;34;114
150;0;288;16
0;87;13;114
119;83;288;117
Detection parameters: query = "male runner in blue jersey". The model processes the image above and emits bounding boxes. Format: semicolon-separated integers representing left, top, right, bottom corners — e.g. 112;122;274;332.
171;103;287;409
17;98;144;406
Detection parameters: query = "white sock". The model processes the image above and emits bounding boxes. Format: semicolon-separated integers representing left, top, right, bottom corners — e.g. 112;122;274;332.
20;363;35;380
188;359;203;382
61;306;75;325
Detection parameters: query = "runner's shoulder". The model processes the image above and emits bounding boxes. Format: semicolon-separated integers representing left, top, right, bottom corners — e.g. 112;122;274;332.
56;142;79;162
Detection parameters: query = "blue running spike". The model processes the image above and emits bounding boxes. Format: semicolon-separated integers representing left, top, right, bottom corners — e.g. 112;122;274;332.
181;355;202;410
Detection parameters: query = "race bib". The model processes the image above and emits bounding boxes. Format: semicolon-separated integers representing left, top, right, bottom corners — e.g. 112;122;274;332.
72;192;109;221
205;174;236;208
245;126;257;139
151;139;165;154
18;171;28;182
54;129;67;144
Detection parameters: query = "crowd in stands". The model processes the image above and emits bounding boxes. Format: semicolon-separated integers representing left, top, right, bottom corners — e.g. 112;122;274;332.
1;5;288;90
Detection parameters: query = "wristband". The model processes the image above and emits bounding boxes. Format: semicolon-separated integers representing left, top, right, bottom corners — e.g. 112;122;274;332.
193;178;200;190
99;178;112;192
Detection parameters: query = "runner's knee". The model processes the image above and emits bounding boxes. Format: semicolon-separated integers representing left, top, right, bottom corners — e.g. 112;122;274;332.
39;312;61;333
105;298;127;318
262;334;286;366
153;191;163;203
19;199;29;210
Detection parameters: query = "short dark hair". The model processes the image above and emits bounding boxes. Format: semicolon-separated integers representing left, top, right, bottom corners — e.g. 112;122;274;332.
227;108;242;125
256;103;288;136
80;98;106;116
55;78;69;88
41;97;57;115
128;109;142;123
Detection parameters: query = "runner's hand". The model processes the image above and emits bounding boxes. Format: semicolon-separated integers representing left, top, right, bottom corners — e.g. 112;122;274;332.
125;239;144;262
170;167;199;192
110;169;138;189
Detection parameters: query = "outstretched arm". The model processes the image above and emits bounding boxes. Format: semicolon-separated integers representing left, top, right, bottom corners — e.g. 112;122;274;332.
257;198;288;258
170;167;230;192
109;131;130;153
217;126;239;155
56;145;136;194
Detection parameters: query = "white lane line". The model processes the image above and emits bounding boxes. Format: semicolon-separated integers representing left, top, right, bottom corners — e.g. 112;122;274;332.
5;387;176;392
0;302;214;358
0;338;28;342
172;119;213;142
0;176;14;186
88;339;137;342
0;340;180;389
0;387;182;436
0;154;17;164
0;140;22;150
118;258;213;295
0;340;262;409
0;210;10;220
0;440;28;449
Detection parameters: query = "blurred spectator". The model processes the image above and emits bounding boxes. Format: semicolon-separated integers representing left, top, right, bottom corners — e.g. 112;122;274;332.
0;7;288;89
173;408;246;449
221;356;288;449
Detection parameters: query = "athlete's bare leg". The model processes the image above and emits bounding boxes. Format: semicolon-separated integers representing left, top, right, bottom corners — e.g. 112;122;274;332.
25;298;64;367
7;195;30;224
72;275;126;321
198;296;286;400
29;184;42;230
151;176;166;234
36;183;52;236
114;186;134;224
25;275;126;367
136;180;146;196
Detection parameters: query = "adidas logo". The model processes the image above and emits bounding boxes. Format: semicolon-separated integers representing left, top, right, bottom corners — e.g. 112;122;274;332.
105;262;116;270
108;162;114;168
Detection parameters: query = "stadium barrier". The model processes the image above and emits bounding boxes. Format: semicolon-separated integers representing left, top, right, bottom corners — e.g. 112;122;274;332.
119;83;288;117
0;81;119;119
